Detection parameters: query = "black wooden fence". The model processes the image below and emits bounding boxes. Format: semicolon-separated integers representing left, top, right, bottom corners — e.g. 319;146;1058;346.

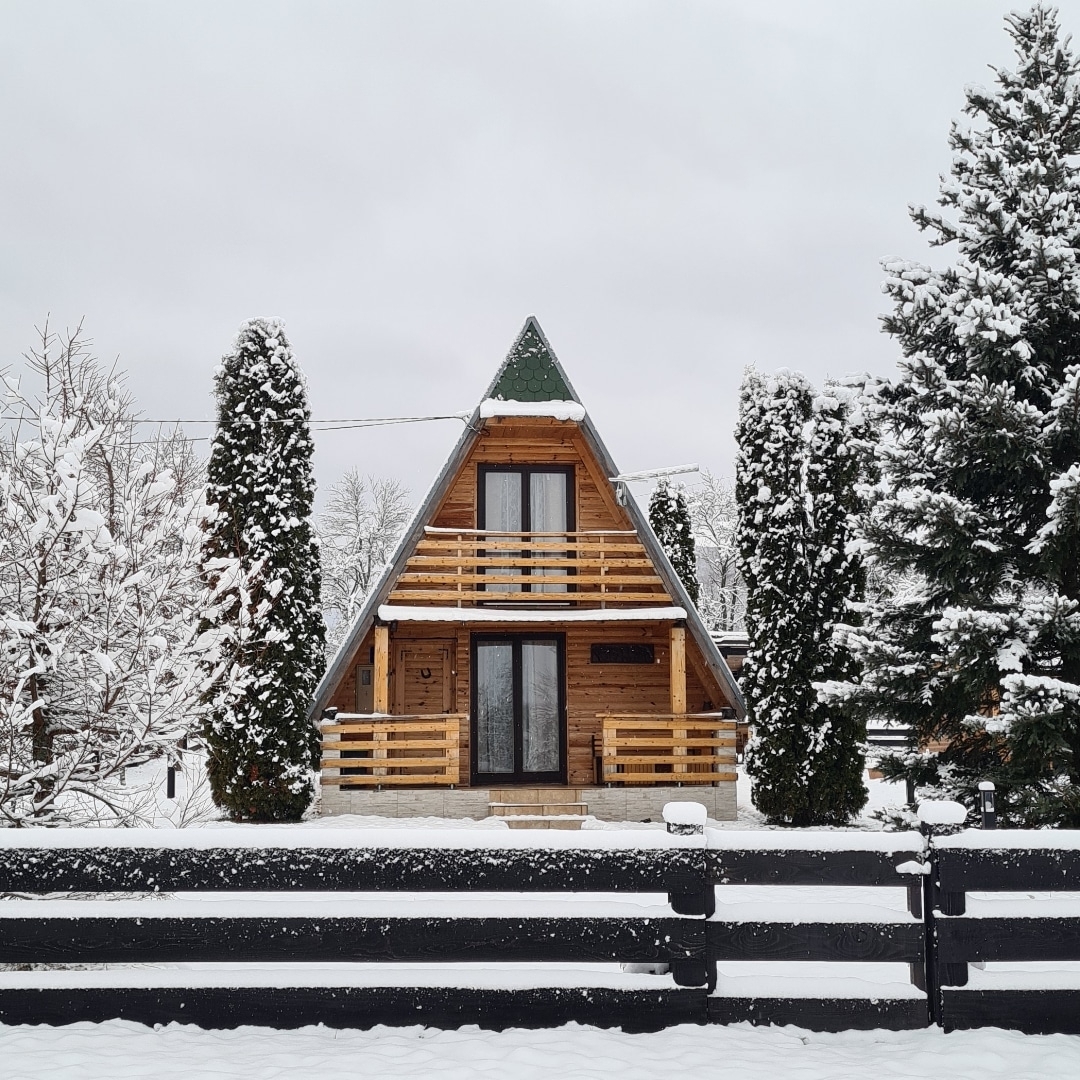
0;829;1076;1033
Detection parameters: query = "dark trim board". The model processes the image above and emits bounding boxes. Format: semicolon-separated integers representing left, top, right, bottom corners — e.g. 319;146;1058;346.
0;986;708;1034
0;846;707;894
707;848;922;887
0;917;705;967
937;848;1080;893
941;989;1080;1035
707;996;929;1031
707;921;924;964
937;917;1080;963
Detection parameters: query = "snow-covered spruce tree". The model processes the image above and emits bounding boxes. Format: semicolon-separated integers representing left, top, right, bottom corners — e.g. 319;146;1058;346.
835;5;1080;826
318;470;411;653
649;479;699;605
0;324;204;825
198;318;324;821
736;369;867;826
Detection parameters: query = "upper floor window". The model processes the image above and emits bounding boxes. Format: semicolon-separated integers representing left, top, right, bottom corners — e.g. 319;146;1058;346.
478;465;574;594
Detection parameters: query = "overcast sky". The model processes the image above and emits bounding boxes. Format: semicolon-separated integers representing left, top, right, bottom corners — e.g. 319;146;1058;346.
3;1;1078;506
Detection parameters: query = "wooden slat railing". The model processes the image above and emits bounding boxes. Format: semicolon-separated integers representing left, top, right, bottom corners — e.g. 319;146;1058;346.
599;714;737;785
320;714;463;787
387;528;673;606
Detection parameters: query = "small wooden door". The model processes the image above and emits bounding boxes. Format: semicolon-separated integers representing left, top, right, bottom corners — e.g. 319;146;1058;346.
393;641;454;714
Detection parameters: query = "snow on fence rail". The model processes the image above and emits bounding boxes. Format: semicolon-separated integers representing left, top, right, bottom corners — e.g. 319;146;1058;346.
0;826;1078;1034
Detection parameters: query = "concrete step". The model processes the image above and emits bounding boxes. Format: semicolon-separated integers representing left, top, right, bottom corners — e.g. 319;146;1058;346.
501;816;585;831
488;788;582;805
491;802;589;818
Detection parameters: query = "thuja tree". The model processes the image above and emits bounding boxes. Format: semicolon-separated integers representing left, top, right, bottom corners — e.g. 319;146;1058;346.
834;5;1080;826
736;370;867;826
199;318;325;821
649;479;699;605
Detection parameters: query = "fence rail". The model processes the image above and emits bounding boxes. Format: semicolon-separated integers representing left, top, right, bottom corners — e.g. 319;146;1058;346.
388;529;673;606
598;715;737;785
0;828;1079;1034
320;715;463;786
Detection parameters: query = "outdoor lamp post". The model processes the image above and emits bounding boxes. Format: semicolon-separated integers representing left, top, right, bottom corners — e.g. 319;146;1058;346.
978;781;997;830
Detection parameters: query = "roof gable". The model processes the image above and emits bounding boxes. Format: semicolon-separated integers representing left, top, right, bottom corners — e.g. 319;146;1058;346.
484;316;579;403
310;316;745;719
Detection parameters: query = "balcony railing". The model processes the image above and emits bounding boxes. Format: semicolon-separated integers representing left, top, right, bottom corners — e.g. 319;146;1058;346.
320;714;464;787
387;528;673;606
597;714;737;785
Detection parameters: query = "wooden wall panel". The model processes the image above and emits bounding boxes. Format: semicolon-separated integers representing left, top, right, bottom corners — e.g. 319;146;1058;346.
326;621;733;790
429;418;635;533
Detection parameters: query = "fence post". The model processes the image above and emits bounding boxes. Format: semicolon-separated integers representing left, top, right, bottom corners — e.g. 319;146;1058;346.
663;803;716;994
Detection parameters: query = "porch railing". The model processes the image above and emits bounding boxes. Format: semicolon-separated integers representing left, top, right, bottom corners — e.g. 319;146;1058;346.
320;714;464;786
386;527;673;606
598;714;737;785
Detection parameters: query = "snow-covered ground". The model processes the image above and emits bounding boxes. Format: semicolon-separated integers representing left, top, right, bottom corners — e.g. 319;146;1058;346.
1;1020;1078;1080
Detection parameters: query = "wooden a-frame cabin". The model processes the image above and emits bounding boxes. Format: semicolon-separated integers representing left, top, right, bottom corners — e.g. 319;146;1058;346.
312;318;745;825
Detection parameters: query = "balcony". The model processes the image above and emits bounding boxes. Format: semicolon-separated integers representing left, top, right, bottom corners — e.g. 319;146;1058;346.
597;713;737;785
387;528;673;607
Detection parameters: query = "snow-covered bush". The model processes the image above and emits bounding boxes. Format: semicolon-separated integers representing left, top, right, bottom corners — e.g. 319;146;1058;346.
198;318;325;822
0;324;204;825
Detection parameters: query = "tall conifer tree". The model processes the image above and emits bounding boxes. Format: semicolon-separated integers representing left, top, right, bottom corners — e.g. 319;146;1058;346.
837;5;1080;825
737;370;867;825
199;318;325;821
649;480;700;605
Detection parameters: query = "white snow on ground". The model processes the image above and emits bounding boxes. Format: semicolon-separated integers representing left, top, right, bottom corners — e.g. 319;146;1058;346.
1;1021;1079;1080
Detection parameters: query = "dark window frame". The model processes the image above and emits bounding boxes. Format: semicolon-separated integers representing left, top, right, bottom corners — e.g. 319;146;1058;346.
590;643;656;665
477;464;576;596
470;632;567;786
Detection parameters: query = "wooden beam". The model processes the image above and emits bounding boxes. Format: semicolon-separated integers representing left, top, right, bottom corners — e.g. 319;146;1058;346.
671;626;687;775
373;624;390;714
670;626;687;715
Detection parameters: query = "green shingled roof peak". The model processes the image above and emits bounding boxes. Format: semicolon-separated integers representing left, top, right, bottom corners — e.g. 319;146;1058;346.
489;318;575;402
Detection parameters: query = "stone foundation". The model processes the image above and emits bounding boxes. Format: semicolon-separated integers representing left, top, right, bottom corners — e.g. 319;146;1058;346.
319;783;736;823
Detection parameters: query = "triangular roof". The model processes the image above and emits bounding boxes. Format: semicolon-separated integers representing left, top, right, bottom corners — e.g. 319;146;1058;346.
310;316;745;719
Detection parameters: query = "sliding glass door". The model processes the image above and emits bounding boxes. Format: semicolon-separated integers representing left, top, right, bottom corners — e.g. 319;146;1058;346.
472;634;566;784
478;465;574;595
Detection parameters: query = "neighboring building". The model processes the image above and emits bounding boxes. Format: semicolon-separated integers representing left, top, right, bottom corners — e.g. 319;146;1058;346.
311;318;744;826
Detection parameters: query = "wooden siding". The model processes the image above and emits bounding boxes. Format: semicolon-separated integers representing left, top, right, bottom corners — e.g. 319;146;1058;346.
430;418;633;534
326;621;731;789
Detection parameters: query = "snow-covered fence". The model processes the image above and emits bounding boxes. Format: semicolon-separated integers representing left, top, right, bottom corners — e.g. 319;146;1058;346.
706;831;929;1031
0;826;1077;1034
0;827;713;1032
931;832;1080;1034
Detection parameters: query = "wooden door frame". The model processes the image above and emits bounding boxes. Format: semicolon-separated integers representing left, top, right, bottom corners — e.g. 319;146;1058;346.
469;632;567;786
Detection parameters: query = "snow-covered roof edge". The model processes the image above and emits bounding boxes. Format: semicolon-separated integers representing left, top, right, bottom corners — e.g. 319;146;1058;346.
478;399;586;422
309;316;745;721
378;605;689;624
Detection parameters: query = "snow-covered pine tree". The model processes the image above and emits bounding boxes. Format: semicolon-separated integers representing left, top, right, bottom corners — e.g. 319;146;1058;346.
0;324;204;825
836;5;1080;825
649;479;699;605
199;318;325;821
736;369;867;825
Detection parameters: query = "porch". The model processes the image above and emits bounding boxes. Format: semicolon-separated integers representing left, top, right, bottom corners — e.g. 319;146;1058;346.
319;710;737;826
